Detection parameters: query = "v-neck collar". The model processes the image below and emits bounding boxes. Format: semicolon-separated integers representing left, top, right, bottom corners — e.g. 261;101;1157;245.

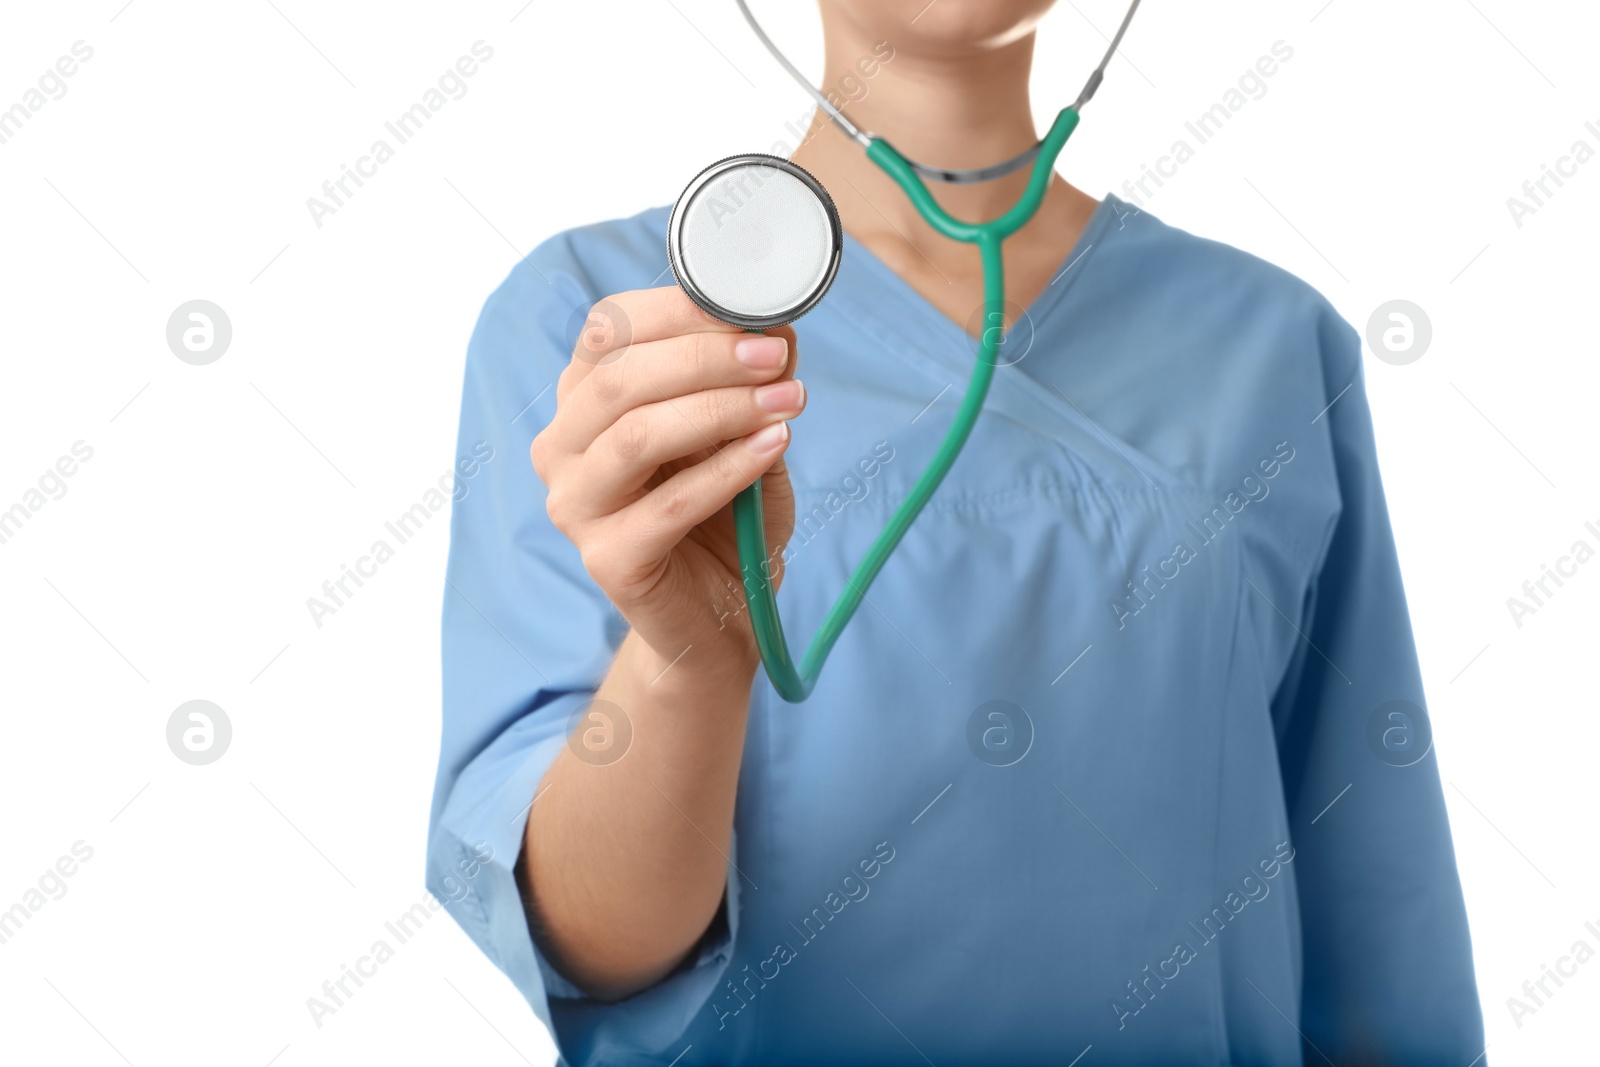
814;192;1187;493
830;191;1126;358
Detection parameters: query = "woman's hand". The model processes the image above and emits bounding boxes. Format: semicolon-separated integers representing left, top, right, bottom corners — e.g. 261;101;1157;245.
523;291;802;999
530;287;804;676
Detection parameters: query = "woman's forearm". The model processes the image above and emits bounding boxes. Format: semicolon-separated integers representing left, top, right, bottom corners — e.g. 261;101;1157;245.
521;630;756;1001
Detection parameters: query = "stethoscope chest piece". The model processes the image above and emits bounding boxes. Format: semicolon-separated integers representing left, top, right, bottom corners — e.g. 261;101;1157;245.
667;154;842;330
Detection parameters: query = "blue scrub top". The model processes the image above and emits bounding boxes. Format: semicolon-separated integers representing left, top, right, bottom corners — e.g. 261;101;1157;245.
426;193;1484;1066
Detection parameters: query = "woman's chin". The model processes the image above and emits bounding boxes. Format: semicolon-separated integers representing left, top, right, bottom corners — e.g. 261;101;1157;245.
822;0;1056;56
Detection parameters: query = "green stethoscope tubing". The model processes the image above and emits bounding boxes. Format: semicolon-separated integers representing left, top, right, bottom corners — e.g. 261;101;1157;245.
732;107;1083;703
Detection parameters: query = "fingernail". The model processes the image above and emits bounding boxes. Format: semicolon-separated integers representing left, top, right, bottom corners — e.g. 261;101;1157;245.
748;421;790;456
735;336;787;369
754;378;804;412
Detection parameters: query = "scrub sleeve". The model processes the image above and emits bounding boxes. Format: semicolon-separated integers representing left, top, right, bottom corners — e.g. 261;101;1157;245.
425;251;742;1060
1270;315;1481;1058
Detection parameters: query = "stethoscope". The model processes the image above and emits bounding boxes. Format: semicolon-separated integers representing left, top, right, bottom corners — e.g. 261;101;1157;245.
667;0;1143;701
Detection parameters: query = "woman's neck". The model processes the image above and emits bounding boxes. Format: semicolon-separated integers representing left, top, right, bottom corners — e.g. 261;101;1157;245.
793;24;1044;229
788;19;1100;332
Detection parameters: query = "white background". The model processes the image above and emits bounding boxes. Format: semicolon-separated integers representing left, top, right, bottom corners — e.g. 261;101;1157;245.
1;0;1595;1064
